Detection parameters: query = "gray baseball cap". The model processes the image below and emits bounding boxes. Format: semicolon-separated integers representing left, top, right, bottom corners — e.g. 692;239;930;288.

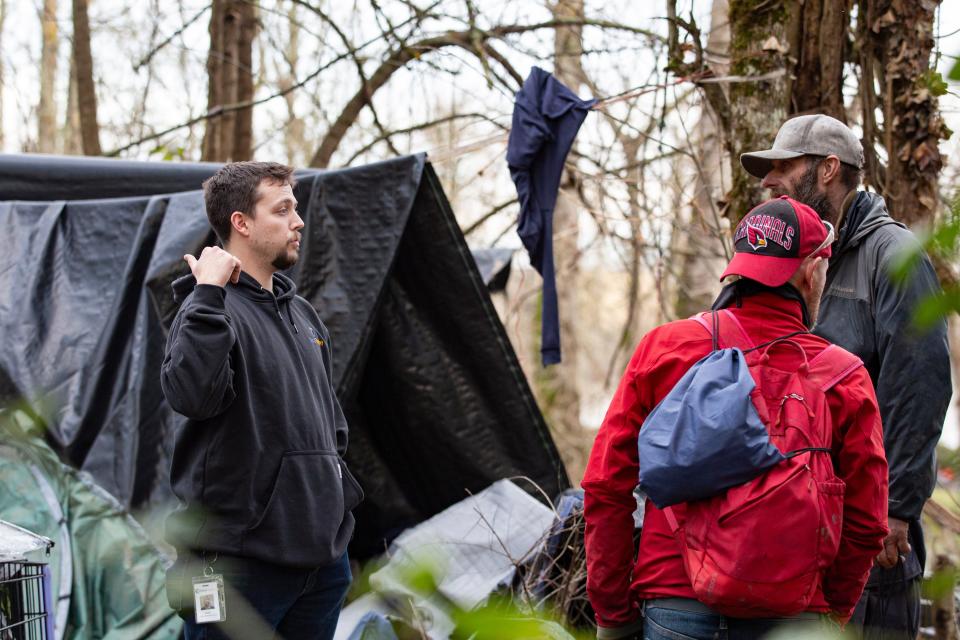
740;114;864;178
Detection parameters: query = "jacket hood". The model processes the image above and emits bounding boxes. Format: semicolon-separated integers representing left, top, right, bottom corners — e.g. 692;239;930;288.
835;191;904;257
171;270;297;305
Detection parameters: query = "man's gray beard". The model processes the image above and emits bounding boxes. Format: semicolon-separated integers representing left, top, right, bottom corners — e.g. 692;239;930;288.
788;162;837;225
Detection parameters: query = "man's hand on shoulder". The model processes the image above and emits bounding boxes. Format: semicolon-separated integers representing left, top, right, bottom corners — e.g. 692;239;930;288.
875;516;911;568
184;247;242;288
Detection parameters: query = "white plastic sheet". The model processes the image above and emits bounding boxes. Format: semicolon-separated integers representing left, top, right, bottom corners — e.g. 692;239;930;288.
371;479;555;610
0;518;53;561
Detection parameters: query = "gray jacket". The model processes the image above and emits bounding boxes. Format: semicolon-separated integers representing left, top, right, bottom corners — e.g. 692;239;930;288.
814;191;951;522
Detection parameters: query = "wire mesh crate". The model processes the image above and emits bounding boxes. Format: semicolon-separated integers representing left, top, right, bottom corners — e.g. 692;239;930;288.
0;561;50;640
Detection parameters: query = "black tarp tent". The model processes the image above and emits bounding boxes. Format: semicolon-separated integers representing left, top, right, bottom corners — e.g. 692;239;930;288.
0;152;568;557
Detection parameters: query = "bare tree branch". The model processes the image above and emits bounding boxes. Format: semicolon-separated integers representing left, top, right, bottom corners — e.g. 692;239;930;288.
134;4;211;71
309;17;662;168
463;197;517;236
345;111;506;165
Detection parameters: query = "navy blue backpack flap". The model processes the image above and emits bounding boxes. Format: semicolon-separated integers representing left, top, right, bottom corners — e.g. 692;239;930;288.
637;311;785;508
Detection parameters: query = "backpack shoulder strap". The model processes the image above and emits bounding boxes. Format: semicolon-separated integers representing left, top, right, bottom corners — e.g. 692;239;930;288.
692;310;756;351
805;344;864;392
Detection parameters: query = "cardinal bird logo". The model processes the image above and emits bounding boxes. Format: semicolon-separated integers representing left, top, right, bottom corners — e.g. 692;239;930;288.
746;223;768;251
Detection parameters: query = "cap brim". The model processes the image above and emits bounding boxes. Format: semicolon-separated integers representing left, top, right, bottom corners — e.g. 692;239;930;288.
720;253;803;287
739;149;805;179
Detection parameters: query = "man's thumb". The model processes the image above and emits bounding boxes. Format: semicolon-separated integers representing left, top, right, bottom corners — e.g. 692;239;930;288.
184;254;198;271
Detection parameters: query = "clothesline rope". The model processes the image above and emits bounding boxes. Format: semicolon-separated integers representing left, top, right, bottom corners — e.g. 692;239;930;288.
591;68;786;109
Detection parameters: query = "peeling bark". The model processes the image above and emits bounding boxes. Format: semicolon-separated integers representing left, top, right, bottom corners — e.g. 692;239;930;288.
860;0;947;227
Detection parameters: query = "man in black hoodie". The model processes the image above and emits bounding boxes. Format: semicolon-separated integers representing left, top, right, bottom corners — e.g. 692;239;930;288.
161;162;363;639
741;114;951;640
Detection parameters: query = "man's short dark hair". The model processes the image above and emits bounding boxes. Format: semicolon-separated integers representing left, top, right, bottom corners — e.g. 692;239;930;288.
838;161;862;191
805;155;862;192
202;161;296;243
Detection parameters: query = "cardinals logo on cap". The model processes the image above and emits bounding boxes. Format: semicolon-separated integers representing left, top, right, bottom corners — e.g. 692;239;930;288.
746;223;768;251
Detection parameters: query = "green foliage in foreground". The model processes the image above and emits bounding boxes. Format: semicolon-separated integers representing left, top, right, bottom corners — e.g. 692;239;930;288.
889;192;960;328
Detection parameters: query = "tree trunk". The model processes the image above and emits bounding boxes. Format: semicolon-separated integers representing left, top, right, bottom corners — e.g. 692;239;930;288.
72;0;101;155
38;0;58;153
859;0;947;227
280;2;306;165
725;0;798;221
949;316;960;464
675;0;731;318
790;0;850;120
215;1;239;161
538;0;588;483
63;55;82;154
931;554;960;640
201;0;224;161
201;0;256;162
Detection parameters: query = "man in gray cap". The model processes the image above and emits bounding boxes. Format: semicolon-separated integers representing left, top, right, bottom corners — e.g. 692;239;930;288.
741;114;951;639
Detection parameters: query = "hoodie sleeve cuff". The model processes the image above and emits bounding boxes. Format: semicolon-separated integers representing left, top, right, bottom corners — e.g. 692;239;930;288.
192;284;227;308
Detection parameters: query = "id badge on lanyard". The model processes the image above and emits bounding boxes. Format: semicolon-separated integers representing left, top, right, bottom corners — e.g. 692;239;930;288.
193;552;226;624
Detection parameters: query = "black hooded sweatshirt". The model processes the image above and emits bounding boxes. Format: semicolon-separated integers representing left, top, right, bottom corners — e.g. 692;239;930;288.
161;271;363;567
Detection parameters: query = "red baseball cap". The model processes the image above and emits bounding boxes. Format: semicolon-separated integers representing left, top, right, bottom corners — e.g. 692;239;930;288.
720;196;834;287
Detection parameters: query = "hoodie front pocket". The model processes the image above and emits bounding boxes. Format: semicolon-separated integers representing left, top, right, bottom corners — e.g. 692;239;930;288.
242;450;355;566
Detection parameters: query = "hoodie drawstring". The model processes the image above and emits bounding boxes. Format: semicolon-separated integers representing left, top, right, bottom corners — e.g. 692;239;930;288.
288;302;299;334
263;285;299;334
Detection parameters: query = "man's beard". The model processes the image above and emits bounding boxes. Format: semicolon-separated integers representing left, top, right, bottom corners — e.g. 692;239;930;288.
779;161;836;225
271;247;298;270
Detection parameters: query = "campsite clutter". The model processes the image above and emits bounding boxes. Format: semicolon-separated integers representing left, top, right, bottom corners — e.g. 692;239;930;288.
0;408;182;639
0;513;55;640
0;150;590;637
333;480;589;640
1;401;595;639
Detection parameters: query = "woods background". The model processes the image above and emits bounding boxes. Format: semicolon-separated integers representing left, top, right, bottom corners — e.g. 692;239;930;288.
3;0;960;485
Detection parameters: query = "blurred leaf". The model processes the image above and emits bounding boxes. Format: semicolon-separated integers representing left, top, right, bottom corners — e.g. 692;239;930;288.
950;58;960;82
922;564;958;600
923;71;949;97
404;564;439;595
913;287;960;330
453;602;587;640
887;243;924;285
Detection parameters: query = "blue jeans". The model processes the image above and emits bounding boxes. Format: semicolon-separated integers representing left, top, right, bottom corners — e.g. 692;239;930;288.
174;552;351;640
642;604;835;640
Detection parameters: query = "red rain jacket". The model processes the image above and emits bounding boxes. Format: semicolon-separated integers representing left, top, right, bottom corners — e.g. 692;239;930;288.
583;293;888;627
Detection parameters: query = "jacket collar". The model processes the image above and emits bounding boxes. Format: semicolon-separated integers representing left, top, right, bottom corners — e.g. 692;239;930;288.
169;270;297;305
712;281;810;331
835;191;903;257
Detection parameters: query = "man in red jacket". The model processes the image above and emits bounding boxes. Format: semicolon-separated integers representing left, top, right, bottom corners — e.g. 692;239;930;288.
583;197;888;640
